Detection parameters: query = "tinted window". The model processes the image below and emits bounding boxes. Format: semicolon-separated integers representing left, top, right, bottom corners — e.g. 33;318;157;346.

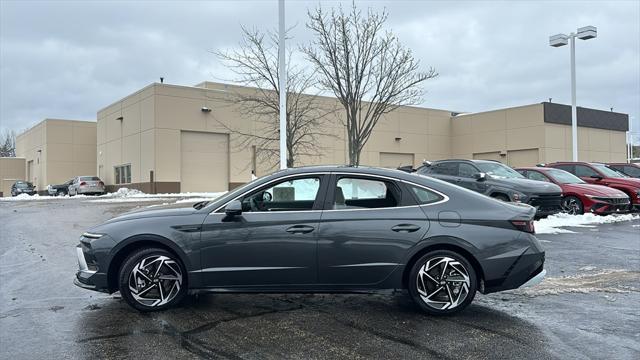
476;162;524;179
526;171;550;182
409;185;444;205
334;177;398;209
430;162;457;176
623;166;640;177
553;164;574;173
575;165;598;178
545;169;584;184
592;163;626;178
458;163;477;178
80;176;100;181
243;177;320;212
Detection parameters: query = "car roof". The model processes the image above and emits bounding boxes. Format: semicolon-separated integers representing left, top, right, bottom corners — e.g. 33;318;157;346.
515;167;553;171
270;165;415;177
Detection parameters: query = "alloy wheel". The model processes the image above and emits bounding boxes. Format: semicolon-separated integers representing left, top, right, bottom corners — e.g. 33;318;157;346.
561;197;581;215
416;256;470;310
128;255;183;307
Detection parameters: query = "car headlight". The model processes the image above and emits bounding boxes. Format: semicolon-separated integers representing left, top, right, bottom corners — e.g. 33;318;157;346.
584;194;597;198
511;191;527;203
81;232;104;240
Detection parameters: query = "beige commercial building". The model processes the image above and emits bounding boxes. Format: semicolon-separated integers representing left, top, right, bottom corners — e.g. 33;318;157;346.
95;81;629;193
451;102;628;167
15;119;97;192
0;157;26;197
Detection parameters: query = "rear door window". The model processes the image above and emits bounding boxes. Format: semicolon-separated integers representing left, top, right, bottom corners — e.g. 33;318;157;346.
334;177;399;209
430;162;457;176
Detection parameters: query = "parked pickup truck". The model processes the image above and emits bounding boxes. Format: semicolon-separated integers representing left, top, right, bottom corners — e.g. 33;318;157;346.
47;179;74;196
415;159;563;217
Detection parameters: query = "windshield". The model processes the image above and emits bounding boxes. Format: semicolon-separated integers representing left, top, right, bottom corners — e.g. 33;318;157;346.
592;163;627;178
476;162;524;179
545;169;584;184
15;182;33;189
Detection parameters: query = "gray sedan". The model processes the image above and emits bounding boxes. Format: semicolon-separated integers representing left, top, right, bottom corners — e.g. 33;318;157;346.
74;166;545;315
68;176;106;196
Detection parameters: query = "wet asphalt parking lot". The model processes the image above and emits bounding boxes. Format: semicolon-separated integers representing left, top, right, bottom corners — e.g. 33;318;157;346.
0;198;638;359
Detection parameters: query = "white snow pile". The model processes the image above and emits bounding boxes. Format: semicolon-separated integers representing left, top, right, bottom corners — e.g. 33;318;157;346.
535;213;640;234
1;187;226;203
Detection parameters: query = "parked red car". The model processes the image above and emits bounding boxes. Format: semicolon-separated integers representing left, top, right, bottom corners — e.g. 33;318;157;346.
546;162;640;211
606;163;640;178
516;167;630;214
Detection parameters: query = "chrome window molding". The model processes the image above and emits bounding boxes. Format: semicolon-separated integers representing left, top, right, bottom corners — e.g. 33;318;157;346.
210;171;450;214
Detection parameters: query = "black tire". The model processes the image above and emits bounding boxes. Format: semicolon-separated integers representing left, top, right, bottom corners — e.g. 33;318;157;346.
493;194;510;202
118;247;187;312
408;250;477;316
561;196;584;215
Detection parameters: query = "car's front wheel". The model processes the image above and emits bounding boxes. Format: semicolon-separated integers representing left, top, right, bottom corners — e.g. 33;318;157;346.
408;250;477;315
118;248;186;312
561;196;583;215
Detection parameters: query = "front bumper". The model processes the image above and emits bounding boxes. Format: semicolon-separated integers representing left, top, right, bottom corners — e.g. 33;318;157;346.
527;194;562;217
74;245;109;293
588;198;631;214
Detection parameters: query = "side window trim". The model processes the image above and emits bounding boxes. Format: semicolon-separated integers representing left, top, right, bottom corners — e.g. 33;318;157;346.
213;173;329;214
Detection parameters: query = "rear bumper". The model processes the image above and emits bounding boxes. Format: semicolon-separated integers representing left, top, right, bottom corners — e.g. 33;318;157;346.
77;187;106;195
483;248;546;294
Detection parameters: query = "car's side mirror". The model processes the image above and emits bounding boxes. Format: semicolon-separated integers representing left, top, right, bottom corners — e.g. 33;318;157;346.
474;172;487;181
225;200;243;216
590;175;603;180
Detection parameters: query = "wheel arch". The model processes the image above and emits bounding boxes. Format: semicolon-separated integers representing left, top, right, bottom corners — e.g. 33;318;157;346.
489;191;510;201
402;240;485;292
106;234;191;293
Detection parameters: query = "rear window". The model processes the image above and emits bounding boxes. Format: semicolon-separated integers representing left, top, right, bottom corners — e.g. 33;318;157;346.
80;177;101;181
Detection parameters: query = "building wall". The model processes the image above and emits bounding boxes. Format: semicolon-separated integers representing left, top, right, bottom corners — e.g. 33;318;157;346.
97;82;454;192
16;119;96;191
542;123;627;163
0;157;26;197
451;104;545;166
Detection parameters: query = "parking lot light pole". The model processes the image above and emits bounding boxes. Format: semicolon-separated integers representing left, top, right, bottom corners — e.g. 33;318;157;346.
278;0;287;169
549;26;597;162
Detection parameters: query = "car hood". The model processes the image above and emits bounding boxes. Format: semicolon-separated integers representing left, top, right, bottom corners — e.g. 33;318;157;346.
603;177;640;187
562;183;628;197
104;201;200;223
489;177;562;193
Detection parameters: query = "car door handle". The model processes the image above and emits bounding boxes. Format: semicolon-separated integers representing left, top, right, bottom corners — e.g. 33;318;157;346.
286;225;315;234
391;224;421;233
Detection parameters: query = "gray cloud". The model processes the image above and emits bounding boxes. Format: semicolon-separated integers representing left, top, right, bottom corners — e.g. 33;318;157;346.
1;0;638;142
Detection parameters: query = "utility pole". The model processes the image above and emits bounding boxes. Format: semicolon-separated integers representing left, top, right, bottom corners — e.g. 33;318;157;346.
278;0;287;169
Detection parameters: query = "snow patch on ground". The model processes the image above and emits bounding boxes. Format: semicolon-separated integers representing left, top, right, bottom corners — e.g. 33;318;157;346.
535;213;640;234
512;268;639;297
0;187;226;202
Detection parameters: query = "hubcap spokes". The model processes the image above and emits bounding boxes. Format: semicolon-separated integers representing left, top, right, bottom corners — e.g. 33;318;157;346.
128;255;182;307
416;256;470;310
562;199;579;215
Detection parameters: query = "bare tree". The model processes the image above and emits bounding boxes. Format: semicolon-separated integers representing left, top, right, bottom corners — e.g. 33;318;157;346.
214;27;335;169
303;4;437;166
0;129;16;157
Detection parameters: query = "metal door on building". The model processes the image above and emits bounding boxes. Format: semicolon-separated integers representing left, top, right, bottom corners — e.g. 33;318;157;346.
180;131;229;192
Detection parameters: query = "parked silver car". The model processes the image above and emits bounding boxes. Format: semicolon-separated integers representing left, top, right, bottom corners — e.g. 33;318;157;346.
68;176;106;196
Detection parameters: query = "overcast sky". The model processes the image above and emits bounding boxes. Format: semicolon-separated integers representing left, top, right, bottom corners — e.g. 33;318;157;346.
1;0;639;142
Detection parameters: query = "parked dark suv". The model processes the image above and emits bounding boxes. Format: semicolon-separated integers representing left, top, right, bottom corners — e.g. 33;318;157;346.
416;160;563;217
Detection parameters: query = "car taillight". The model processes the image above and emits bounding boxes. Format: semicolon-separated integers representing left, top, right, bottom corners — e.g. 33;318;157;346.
98;181;104;186
80;181;87;186
511;220;535;234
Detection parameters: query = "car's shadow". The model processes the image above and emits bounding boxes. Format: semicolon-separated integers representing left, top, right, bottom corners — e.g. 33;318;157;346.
76;293;555;359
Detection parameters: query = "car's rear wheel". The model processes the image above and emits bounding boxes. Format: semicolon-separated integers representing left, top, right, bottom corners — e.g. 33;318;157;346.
118;248;186;312
561;196;583;215
408;250;477;315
